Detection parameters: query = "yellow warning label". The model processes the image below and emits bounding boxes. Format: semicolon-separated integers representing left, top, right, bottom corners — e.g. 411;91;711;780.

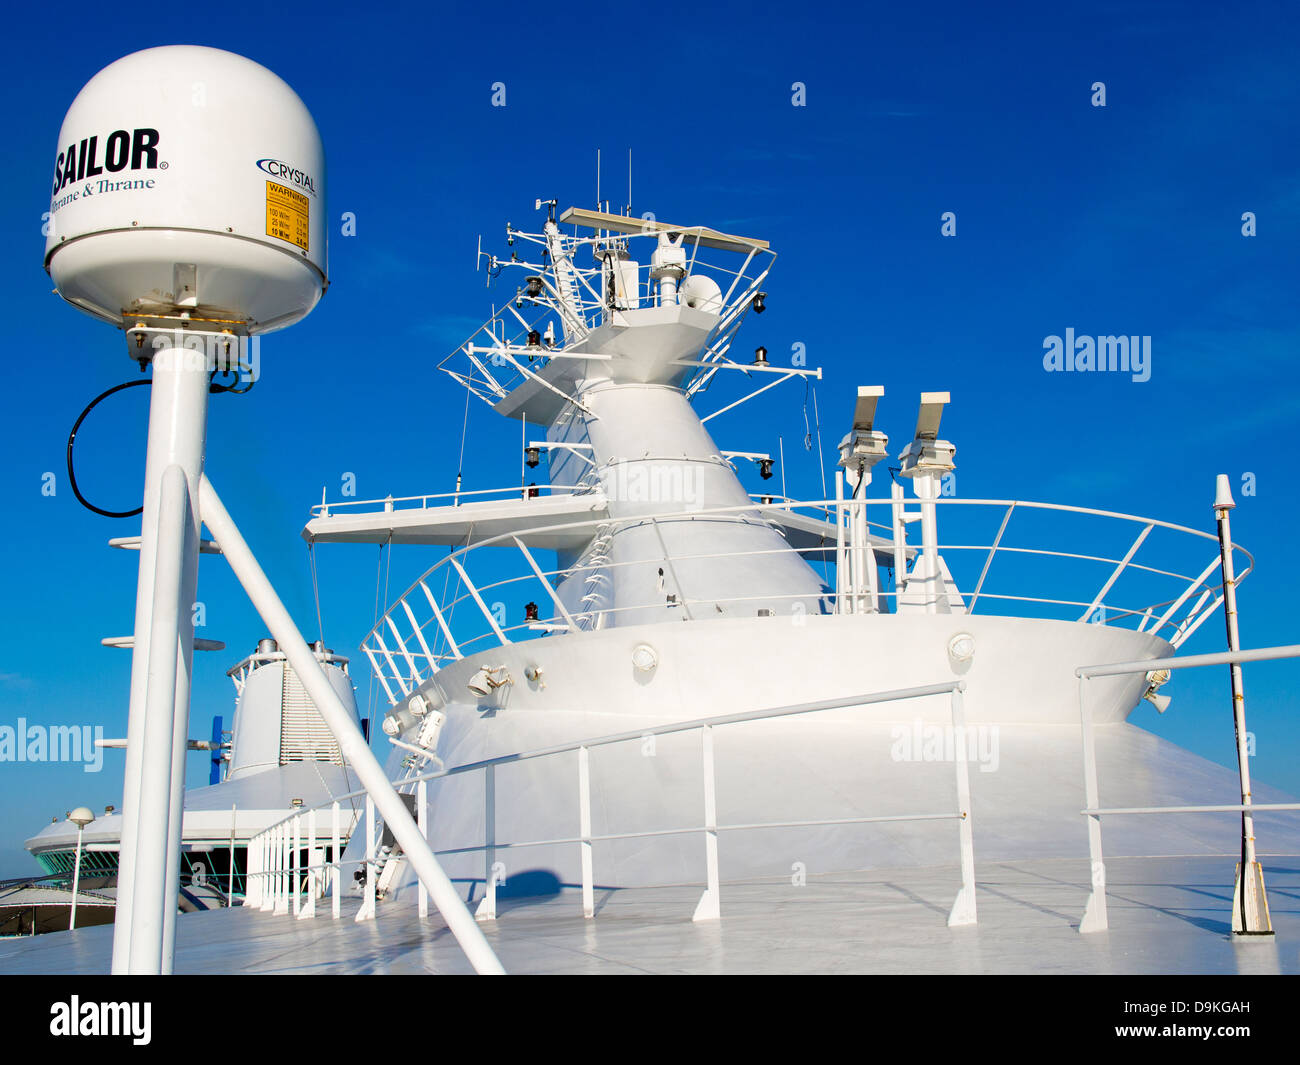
265;180;309;252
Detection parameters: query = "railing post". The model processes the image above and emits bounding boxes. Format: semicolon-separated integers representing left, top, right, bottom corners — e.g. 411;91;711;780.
947;687;977;926
259;830;273;911
476;765;498;921
417;780;429;920
273;824;288;915
834;472;846;613
1077;676;1109;933
228;804;236;904
331;801;341;920
578;746;595;918
244;832;259;908
299;809;317;919
692;725;721;921
356;795;376;922
291;813;301;917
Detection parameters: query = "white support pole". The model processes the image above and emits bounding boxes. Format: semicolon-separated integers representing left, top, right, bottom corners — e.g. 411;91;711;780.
69;825;84;931
228;805;236;904
331;801;341;920
891;479;908;607
126;463;189;973
914;474;941;614
947;688;977;926
834;472;846;613
693;725;721;921
198;474;503;971
417;781;429;920
578;746;595;919
476;765;497;921
358;794;376;922
1077;677;1108;933
1216;477;1272;935
113;346;209;977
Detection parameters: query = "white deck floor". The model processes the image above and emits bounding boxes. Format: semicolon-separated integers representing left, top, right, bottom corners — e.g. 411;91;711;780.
2;854;1296;974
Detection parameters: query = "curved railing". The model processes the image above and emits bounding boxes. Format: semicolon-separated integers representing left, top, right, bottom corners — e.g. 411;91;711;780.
359;495;1252;706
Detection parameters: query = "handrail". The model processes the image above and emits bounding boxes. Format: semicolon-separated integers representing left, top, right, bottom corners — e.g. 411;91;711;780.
244;678;979;929
1073;642;1300;935
359;495;1251;703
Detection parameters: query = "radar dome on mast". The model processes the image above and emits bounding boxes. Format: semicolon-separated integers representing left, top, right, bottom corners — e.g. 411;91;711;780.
44;45;327;335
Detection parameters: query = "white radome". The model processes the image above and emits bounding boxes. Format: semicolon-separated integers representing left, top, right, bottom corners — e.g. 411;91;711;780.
44;45;327;334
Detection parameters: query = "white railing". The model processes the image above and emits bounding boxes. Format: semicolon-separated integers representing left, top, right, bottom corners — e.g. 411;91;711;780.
360;495;1250;706
244;679;979;930
437;223;776;410
1074;643;1300;934
309;482;601;519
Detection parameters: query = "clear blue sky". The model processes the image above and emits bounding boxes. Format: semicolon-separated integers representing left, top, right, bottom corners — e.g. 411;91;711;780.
2;0;1298;876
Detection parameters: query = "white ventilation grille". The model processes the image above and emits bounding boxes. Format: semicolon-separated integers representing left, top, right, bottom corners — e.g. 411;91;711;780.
279;663;344;766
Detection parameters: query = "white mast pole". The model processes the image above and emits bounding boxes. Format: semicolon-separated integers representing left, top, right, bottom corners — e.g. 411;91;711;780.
112;342;209;975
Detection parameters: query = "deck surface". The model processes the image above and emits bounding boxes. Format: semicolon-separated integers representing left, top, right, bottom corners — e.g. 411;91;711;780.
2;854;1297;975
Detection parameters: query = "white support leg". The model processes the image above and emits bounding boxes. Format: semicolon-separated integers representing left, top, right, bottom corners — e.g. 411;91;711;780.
947;687;977;927
693;724;721;922
578;746;595;919
198;474;502;972
417;781;429;920
331;801;341;920
1078;677;1109;934
476;765;497;922
357;795;376;922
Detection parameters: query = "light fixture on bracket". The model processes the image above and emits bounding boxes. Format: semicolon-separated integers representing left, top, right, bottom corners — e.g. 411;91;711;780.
1142;668;1172;713
758;458;774;480
525;446;541;468
753;291;767;313
467;665;513;698
524;275;544;299
753;345;769;366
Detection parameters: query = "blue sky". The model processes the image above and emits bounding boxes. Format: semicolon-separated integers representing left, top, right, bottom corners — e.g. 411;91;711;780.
1;0;1298;875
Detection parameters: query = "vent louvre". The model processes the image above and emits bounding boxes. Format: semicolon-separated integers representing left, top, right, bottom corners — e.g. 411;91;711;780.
279;663;344;766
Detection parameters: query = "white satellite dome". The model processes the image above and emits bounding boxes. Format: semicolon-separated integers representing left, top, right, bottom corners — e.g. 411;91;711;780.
44;46;327;335
679;272;722;314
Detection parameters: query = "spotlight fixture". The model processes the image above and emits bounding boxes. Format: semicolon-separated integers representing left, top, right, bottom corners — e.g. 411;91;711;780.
759;458;774;480
525;446;541;468
467;665;513;698
753;291;767;313
631;643;659;672
753;345;768;366
947;632;976;663
525;275;544;298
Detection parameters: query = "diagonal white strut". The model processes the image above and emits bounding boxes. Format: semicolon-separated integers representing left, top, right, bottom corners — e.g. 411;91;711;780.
197;474;505;974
